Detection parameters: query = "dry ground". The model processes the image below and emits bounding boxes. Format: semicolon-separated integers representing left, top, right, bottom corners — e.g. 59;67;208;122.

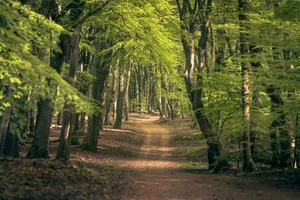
119;114;300;200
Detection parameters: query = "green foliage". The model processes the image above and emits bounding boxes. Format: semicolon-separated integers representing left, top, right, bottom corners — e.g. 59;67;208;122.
0;0;95;120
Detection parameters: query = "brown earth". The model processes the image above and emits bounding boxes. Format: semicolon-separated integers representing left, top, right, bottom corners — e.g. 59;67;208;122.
119;114;300;200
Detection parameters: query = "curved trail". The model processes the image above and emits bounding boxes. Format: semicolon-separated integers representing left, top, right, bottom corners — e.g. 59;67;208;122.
123;116;179;171
121;115;300;200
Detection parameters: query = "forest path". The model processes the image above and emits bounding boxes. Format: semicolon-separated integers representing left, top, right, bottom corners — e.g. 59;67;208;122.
120;115;300;200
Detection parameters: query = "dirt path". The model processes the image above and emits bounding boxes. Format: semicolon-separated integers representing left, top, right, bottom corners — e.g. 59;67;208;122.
121;116;300;200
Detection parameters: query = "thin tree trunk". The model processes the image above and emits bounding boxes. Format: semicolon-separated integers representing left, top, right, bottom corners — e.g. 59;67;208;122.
114;59;125;129
124;63;132;121
138;65;144;116
294;114;299;168
56;32;80;162
104;67;114;125
29;108;35;136
112;67;118;120
239;0;256;171
153;79;164;119
209;23;215;73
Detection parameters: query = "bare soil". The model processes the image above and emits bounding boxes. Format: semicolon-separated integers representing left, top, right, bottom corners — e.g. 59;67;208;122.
120;114;300;200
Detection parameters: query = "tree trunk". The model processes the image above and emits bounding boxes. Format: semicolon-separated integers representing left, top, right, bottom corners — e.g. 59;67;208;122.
3;129;19;157
0;87;11;156
27;0;65;158
137;65;144;116
56;32;80;162
239;0;256;171
103;67;114;125
160;66;168;118
294;114;300;168
176;0;225;170
71;113;80;145
114;60;125;129
80;113;86;133
81;48;111;152
124;63;132;121
27;98;53;158
29;108;35;136
153;79;164;119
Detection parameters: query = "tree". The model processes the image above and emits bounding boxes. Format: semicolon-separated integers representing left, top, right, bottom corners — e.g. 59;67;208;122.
238;0;256;171
176;0;227;171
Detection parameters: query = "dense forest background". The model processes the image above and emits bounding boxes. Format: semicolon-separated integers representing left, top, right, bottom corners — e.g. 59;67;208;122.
1;0;300;174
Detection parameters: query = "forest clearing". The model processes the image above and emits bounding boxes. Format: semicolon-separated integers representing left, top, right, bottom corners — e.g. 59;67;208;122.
1;0;300;199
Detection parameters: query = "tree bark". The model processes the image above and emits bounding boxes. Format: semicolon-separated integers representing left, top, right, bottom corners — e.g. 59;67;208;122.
71;113;81;145
56;32;80;162
0;87;11;156
81;46;111;152
124;63;132;121
104;66;115;125
239;0;256;171
137;65;144;116
114;59;125;129
294;114;300;168
27;98;53;158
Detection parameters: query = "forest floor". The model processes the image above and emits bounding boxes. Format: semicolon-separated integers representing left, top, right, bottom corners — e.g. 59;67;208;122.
1;113;300;199
119;114;300;200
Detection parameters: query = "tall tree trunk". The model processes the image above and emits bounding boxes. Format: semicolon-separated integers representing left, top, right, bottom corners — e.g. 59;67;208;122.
114;60;125;129
239;0;256;171
112;67;118;120
176;0;226;171
124;63;132;121
160;66;168;118
27;0;65;159
104;65;117;125
56;32;80;162
81;48;111;152
153;78;164;119
137;65;144;116
103;67;114;125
